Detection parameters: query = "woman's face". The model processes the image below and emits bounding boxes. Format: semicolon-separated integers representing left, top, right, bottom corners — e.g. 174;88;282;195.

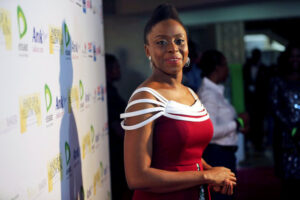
145;19;188;75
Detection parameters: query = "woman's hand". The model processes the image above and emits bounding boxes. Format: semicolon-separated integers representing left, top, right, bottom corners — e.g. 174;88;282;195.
204;166;236;195
211;179;235;195
205;167;236;185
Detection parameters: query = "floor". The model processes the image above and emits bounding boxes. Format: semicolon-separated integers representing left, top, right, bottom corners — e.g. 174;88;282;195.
236;147;282;200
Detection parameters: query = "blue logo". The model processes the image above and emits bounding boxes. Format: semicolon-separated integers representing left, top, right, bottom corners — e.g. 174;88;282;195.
56;96;67;110
93;44;96;61
82;0;86;13
32;27;44;44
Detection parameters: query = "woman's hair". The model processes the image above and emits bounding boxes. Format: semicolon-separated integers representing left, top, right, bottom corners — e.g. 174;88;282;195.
199;49;225;78
144;3;185;44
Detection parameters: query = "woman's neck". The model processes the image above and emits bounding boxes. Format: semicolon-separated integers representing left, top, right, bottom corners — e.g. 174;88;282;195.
150;68;183;88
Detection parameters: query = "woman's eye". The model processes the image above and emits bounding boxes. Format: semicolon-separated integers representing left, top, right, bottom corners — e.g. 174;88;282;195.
156;40;168;46
175;39;184;45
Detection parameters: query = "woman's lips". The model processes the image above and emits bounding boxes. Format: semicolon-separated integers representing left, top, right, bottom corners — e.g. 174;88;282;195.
165;57;181;64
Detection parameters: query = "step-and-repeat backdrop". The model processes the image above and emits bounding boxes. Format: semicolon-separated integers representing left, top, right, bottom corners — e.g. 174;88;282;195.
0;0;110;199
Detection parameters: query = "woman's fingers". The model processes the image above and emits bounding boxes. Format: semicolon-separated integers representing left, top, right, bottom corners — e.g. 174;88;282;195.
221;186;227;194
212;185;221;192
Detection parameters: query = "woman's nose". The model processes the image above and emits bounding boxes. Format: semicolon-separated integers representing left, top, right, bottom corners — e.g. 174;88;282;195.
167;42;179;53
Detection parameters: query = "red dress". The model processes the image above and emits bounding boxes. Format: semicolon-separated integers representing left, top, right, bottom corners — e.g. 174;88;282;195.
121;87;214;200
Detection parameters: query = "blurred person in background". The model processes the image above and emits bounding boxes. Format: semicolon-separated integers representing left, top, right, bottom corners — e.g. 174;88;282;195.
182;40;202;92
269;41;300;199
105;53;133;200
243;48;269;153
197;49;249;200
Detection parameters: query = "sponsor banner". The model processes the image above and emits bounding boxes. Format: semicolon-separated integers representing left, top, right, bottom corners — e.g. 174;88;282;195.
0;1;110;199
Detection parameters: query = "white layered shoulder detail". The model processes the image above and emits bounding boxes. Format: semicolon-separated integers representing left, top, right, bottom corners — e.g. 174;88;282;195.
120;87;210;130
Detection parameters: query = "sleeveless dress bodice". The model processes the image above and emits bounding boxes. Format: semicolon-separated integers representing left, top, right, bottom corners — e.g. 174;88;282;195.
120;87;214;200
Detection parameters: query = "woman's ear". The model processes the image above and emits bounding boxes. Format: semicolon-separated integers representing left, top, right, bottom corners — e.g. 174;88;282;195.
144;44;150;58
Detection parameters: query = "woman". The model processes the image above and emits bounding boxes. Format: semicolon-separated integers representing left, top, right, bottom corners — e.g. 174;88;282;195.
197;50;249;200
269;42;300;199
120;4;236;200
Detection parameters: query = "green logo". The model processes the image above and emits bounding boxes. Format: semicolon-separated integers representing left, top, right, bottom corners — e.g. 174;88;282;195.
79;80;84;100
44;84;52;112
90;125;95;143
17;5;27;39
64;23;70;47
65;142;71;166
100;161;104;177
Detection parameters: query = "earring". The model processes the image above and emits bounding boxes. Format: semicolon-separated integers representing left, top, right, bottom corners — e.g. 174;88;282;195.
148;56;154;69
184;57;190;68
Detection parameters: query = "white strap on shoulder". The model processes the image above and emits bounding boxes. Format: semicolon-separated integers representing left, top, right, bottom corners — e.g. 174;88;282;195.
187;87;199;100
121;87;167;130
120;107;164;118
125;99;165;111
121;112;164;130
130;87;168;104
120;87;210;131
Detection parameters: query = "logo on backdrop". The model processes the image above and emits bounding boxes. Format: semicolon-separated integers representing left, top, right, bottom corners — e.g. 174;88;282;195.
79;80;84;100
94;85;105;102
68;86;79;112
26;178;47;199
79;80;85;111
45;84;52;112
62;22;71;57
93;161;109;195
65;142;71;166
55;94;67;120
47;154;63;192
87;42;93;58
82;125;95;159
19;93;42;133
73;145;81;168
65;141;72;177
17;5;29;56
0;114;18;135
71;40;80;59
32;26;47;53
17;6;27;39
44;84;54;127
82;0;86;13
49;26;62;54
0;8;12;50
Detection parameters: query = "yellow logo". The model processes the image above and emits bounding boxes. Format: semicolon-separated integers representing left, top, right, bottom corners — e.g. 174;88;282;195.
0;8;12;50
49;26;62;54
82;130;91;159
19;93;42;133
47;154;63;192
93;162;104;195
68;86;79;112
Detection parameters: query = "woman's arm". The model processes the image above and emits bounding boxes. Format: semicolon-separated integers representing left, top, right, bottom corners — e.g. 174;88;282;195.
201;158;212;170
123;92;236;193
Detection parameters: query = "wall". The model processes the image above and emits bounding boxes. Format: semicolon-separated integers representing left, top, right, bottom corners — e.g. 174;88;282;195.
104;16;150;101
0;0;111;199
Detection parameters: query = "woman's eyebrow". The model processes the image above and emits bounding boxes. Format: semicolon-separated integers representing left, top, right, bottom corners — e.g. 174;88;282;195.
154;33;185;39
